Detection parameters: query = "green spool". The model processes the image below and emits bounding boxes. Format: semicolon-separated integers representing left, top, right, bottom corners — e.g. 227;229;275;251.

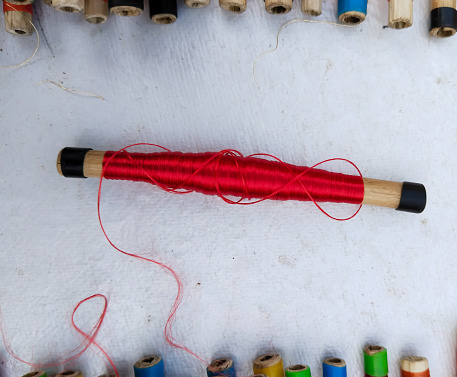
363;346;388;377
22;372;47;377
285;364;311;377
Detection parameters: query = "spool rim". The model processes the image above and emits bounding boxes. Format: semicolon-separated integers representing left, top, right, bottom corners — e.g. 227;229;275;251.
151;13;177;24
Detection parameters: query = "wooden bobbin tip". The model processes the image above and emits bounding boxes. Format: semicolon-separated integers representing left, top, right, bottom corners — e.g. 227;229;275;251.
98;374;117;377
135;356;162;369
85;13;108;24
219;0;247;13
339;11;366;24
5;0;33;5
110;6;142;15
265;0;292;14
4;11;33;36
364;345;385;355
286;364;310;372
184;0;209;8
401;356;429;373
55;371;82;377
22;372;47;377
323;358;346;368
209;358;234;372
151;13;177;24
253;375;268;377
430;26;457;37
253;354;282;369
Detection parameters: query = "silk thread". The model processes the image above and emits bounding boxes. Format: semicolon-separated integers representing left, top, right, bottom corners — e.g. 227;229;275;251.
35;80;105;100
253;19;356;89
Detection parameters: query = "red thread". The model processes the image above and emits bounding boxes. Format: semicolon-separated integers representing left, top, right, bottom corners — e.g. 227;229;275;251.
3;1;33;14
101;145;364;221
0;294;118;376
95;144;364;372
401;370;430;377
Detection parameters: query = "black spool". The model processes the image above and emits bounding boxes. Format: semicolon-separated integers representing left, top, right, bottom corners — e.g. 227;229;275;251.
109;0;144;16
430;7;457;37
149;0;177;24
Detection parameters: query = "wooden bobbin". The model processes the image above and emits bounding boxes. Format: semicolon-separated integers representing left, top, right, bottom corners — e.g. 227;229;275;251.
388;0;413;28
184;0;209;8
324;358;346;368
3;7;33;36
151;12;176;23
400;356;430;376
85;0;108;23
265;0;292;14
52;0;84;13
55;371;83;377
430;0;457;37
301;0;321;16
339;10;365;24
219;0;246;13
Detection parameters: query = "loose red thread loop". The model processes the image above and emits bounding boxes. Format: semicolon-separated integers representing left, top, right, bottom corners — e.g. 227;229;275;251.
96;144;364;373
0;294;118;376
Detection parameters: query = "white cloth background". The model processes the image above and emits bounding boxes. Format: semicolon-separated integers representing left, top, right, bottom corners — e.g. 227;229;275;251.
1;0;456;376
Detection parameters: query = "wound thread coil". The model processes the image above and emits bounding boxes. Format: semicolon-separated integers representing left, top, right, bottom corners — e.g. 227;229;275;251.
134;356;165;377
253;354;284;377
400;356;430;377
323;358;347;377
338;0;367;24
285;364;311;377
207;358;236;377
364;346;388;377
3;1;33;35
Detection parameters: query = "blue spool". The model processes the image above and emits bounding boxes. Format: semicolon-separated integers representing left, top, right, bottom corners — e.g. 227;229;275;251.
338;0;367;21
323;358;347;377
207;358;236;377
134;356;165;377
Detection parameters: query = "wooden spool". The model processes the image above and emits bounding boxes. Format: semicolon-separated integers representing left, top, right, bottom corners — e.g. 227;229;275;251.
388;0;413;28
84;0;108;23
265;0;292;14
430;0;457;37
52;0;84;12
339;10;366;24
219;0;246;13
184;0;209;7
301;0;322;15
3;4;33;36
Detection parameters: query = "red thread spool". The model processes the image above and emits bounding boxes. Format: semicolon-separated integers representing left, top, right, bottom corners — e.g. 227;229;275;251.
400;356;430;377
57;145;427;216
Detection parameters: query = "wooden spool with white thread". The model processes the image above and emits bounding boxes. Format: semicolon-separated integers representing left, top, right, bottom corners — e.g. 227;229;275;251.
301;0;321;16
219;0;246;13
52;0;84;13
265;0;292;14
388;0;413;28
85;0;108;23
184;0;209;8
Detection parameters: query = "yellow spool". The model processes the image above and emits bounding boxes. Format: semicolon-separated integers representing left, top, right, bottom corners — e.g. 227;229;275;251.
253;354;284;377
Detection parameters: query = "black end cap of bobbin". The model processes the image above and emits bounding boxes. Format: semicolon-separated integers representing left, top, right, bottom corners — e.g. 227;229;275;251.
60;147;92;178
396;182;426;214
431;7;457;32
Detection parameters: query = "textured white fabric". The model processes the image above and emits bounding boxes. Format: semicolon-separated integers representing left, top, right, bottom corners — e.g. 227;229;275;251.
0;1;455;376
